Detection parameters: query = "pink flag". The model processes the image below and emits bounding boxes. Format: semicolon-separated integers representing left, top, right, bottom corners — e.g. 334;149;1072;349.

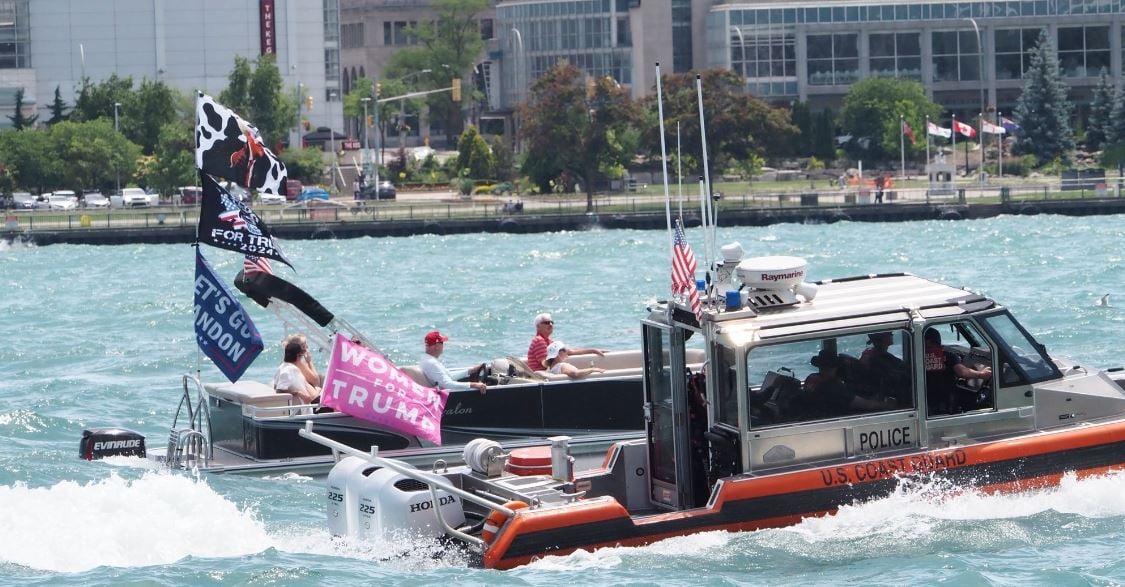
322;334;449;445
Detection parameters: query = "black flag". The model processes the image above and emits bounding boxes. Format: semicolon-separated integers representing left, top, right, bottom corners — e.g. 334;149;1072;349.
197;173;294;270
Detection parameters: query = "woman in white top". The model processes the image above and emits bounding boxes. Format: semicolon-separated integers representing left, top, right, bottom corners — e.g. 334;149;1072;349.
273;339;320;404
544;341;605;380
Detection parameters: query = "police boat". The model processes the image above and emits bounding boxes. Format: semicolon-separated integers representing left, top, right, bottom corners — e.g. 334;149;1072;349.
80;269;652;475
300;252;1125;569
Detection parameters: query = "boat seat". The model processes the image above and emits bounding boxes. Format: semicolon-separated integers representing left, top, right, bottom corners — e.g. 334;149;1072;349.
205;380;292;414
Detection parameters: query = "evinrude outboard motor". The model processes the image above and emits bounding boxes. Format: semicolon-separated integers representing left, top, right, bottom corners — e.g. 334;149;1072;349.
80;428;146;460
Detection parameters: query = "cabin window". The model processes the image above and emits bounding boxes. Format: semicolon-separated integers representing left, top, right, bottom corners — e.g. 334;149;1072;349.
922;320;996;417
746;329;913;427
713;344;739;427
978;311;1060;385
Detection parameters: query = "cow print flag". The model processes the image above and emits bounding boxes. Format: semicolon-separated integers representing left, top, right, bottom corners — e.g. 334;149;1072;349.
195;93;288;196
197;173;294;270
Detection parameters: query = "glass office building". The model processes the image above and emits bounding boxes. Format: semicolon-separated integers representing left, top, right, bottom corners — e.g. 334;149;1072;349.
497;0;635;107
708;0;1125;112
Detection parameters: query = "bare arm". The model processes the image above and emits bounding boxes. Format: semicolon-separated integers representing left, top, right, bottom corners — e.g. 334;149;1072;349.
567;347;606;358
559;362;606;380
953;363;992;380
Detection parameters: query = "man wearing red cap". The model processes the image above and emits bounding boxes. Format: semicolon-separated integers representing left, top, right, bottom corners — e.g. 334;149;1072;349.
421;330;487;394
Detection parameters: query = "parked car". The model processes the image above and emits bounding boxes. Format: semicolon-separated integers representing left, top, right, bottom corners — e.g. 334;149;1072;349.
175;186;202;206
112;187;155;209
225;184;249;202
83;191;110;209
285;179;303;201
297;187;330;202
46;190;79;211
258;193;286;205
12;192;34;209
357;180;396;200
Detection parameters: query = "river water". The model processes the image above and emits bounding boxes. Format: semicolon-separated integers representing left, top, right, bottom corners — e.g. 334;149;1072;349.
3;214;1125;584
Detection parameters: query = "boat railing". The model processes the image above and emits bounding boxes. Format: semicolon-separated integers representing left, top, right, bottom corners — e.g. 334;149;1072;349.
299;421;515;550
166;374;214;467
246;402;336;419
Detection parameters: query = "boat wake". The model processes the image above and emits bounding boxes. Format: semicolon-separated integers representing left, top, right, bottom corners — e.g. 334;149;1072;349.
521;470;1125;573
0;470;474;574
0;471;272;573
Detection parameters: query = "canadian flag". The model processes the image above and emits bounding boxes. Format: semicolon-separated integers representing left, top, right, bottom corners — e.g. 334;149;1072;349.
954;120;977;138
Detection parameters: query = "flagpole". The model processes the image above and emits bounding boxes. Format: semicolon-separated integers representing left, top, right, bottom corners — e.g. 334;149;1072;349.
677;121;683;220
695;74;715;273
979;111;985;184
925;115;931;172
900;115;906;180
997;111;1003;179
655;63;674;275
952;113;957;176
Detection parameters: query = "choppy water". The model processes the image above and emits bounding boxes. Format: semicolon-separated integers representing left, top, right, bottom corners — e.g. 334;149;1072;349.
3;214;1125;584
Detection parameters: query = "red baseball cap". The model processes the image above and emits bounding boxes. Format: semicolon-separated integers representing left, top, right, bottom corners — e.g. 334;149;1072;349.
424;331;449;346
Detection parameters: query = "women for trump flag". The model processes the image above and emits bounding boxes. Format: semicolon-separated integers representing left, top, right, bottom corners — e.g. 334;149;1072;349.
322;334;449;445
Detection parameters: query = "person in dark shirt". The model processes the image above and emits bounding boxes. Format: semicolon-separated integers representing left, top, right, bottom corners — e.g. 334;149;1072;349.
861;332;911;404
923;328;991;415
807;350;892;418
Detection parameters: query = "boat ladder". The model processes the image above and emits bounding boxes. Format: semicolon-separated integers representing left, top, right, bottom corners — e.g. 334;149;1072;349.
165;374;213;469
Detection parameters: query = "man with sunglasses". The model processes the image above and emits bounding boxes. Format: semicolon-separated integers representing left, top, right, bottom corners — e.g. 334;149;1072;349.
526;313;605;371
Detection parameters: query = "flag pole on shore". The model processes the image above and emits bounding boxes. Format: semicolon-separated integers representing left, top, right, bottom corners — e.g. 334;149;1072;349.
655;63;675;287
900;115;906;180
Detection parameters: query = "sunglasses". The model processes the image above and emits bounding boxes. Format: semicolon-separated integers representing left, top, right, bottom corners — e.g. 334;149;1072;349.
542;320;554;325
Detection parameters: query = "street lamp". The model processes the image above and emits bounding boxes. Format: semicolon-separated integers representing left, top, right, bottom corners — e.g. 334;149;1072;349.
361;96;371;179
394;69;435;148
113;102;121;196
509;28;524;104
966;17;986;183
730;26;746;79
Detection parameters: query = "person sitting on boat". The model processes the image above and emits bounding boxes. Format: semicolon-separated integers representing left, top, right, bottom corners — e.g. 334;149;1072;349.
273;339;321;405
544;341;606;380
283;334;322;389
806;350;893;417
860;331;912;403
527;312;605;370
420;330;487;394
924;328;992;415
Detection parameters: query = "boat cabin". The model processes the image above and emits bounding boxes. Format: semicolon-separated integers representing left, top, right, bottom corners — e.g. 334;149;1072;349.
643;263;1063;510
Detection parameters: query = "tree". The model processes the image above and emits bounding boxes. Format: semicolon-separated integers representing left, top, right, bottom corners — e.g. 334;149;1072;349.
71;74;134;123
279;147;326;185
1106;78;1125;147
489;135;515;181
839;77;942;161
1087;69;1115;151
49;120;142;191
456;124;493;179
121;79;179;155
1012;29;1075;163
812;108;837;161
791;101;813;156
7;88;38;130
641;69;797;176
519;63;641;211
135;121;195;196
218;56;253;115
246;54;294;149
47;85;68;126
0;129;56;192
387;0;488;144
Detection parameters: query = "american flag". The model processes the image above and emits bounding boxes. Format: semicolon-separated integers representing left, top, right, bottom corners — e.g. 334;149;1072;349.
672;220;702;322
244;255;273;275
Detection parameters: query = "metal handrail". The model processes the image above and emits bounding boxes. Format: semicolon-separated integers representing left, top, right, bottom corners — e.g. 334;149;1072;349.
298;421;515;549
170;374;213;461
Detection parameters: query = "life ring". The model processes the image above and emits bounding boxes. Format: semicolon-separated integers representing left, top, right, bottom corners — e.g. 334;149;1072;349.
481;500;528;544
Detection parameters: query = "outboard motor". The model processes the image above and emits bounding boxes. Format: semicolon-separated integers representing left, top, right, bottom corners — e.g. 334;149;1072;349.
374;473;465;539
80;428;146;460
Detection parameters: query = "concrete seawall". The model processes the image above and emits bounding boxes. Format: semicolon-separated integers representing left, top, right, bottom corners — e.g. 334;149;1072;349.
5;198;1125;246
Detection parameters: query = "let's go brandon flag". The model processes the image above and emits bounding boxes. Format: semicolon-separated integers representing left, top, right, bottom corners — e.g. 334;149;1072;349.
194;249;264;382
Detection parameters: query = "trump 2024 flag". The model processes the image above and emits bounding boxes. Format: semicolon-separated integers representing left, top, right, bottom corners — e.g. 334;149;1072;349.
322;334;449;445
197;173;293;270
194;250;264;382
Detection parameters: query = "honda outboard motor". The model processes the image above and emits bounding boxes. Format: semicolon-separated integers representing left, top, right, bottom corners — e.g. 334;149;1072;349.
80;428;146;460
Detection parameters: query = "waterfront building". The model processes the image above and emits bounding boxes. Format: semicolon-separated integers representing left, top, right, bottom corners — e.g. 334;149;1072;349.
0;0;340;142
490;0;1124;121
